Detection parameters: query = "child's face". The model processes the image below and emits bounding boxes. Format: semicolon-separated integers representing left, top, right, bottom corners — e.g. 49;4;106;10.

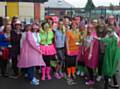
44;23;50;30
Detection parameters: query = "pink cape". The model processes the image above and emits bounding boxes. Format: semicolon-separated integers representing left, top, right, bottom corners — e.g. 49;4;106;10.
17;31;46;68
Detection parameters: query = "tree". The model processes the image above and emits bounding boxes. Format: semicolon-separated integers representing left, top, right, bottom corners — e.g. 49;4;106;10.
109;3;114;14
85;0;95;12
85;0;95;19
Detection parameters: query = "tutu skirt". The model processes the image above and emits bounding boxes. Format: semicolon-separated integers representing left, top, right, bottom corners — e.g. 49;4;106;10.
40;44;56;55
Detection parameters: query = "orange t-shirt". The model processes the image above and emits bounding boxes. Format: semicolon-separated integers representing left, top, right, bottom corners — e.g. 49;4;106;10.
66;29;80;55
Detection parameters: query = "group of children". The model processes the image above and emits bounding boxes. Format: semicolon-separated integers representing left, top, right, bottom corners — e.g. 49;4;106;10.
0;15;120;89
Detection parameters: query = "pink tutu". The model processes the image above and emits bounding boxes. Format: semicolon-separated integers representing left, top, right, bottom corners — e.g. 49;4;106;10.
40;44;56;55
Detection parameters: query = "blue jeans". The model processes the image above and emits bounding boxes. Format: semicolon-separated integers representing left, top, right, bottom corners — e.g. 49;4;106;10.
27;67;34;81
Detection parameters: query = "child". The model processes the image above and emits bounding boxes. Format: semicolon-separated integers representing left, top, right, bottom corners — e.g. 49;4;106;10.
97;29;120;89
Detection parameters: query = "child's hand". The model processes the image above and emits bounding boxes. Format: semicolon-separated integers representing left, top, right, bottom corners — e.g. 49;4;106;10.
94;37;101;40
1;47;4;50
88;54;92;60
39;50;43;54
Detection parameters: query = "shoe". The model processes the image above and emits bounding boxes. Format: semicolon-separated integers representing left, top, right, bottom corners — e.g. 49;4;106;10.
59;72;64;78
80;72;85;77
10;74;19;79
96;76;102;82
109;84;119;88
67;78;76;85
108;78;111;82
85;80;95;85
2;74;9;78
33;77;39;82
55;73;61;79
76;71;80;76
24;74;28;78
70;81;77;85
31;78;39;86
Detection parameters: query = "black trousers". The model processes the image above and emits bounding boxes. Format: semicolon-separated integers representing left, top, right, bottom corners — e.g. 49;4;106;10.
104;75;118;89
0;58;8;75
12;57;19;75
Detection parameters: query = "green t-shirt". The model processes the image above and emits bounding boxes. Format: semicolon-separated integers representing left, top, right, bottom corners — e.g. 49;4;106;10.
39;29;54;45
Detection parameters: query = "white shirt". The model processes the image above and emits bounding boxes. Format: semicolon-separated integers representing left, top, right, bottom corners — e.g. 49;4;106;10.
32;32;40;47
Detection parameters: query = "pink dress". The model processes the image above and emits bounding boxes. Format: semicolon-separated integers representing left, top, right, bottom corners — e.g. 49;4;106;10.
17;31;45;68
83;32;99;69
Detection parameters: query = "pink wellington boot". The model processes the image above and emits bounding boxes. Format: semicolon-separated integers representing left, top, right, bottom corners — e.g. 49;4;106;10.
46;67;52;80
41;67;46;80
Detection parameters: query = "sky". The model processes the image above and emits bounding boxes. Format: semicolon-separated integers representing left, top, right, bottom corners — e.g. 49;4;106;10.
65;0;120;8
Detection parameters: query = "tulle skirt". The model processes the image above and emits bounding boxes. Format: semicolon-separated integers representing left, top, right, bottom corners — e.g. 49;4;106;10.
40;44;56;55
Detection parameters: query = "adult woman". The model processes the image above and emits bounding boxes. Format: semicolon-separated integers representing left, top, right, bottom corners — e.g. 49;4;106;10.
83;24;99;85
66;22;80;85
18;24;45;85
0;24;11;77
53;21;66;79
39;22;56;80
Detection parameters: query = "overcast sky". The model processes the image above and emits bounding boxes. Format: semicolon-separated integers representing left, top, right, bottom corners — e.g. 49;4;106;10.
65;0;120;7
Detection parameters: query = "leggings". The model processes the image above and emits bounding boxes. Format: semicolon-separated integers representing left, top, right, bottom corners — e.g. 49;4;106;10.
87;67;94;81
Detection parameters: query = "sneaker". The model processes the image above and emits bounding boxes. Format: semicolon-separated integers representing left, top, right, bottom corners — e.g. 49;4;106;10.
76;71;80;76
109;84;119;88
2;74;9;78
24;74;28;78
59;72;64;78
10;74;19;79
70;81;77;85
67;78;76;85
96;76;102;82
31;79;39;86
55;73;61;79
80;72;85;77
85;80;95;85
33;77;39;82
108;78;111;82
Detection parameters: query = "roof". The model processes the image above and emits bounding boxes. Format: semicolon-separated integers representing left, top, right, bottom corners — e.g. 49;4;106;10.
97;6;120;10
44;0;75;8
